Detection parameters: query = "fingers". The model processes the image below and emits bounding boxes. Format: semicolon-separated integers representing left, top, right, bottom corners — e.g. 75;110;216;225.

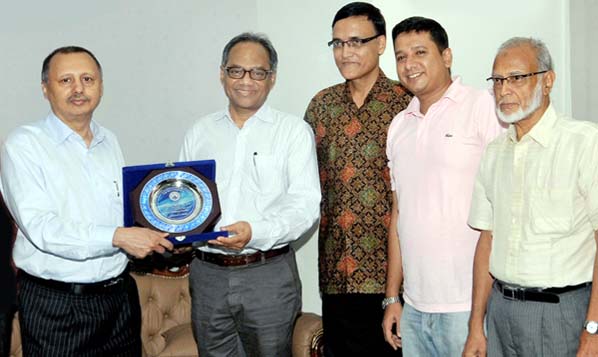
393;334;402;348
208;222;251;250
173;246;193;254
157;236;174;251
208;235;245;250
382;319;400;350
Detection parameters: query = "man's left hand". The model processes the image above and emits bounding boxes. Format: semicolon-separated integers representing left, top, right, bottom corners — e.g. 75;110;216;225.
208;221;252;250
577;331;598;356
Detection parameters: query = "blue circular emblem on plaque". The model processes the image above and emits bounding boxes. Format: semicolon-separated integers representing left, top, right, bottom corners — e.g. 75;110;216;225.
139;170;214;233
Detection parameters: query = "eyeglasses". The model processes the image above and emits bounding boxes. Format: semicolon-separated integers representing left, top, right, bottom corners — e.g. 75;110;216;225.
223;66;273;81
328;34;381;49
486;71;548;87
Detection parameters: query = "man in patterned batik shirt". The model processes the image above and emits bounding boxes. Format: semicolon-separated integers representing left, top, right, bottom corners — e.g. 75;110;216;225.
304;2;410;356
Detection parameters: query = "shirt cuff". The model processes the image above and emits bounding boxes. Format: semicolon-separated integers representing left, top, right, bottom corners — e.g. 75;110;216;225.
246;220;272;251
467;218;492;232
92;225;120;254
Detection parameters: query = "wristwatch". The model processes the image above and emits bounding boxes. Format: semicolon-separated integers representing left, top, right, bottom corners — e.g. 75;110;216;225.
381;296;401;310
585;320;598;334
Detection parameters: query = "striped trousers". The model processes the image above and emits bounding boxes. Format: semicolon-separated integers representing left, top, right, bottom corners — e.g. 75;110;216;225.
18;272;142;357
487;281;591;357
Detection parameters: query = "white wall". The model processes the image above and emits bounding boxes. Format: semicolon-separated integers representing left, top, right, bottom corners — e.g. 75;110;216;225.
0;0;569;314
570;0;598;122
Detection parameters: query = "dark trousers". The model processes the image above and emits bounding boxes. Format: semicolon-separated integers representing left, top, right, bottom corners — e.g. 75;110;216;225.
18;272;142;357
0;305;15;357
322;293;401;357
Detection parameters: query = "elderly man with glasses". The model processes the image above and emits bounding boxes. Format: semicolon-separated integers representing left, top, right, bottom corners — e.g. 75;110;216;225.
463;37;598;357
304;2;411;356
179;32;320;357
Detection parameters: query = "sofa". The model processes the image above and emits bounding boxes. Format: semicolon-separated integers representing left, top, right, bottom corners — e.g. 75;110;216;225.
9;271;323;357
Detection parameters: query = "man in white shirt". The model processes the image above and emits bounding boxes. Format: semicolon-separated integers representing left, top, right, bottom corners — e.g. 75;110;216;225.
463;37;598;357
1;46;173;356
179;33;320;356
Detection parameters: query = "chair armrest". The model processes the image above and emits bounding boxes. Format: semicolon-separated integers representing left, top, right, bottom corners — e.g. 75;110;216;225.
10;311;22;357
292;312;323;357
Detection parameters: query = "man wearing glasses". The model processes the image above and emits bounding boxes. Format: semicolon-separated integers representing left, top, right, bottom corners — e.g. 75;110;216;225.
464;37;598;356
304;2;411;356
179;32;320;356
382;17;504;356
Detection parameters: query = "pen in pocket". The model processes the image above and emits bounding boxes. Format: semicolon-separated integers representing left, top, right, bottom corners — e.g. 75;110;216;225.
113;180;120;197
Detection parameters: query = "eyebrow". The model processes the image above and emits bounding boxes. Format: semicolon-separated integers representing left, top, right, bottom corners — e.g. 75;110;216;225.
331;36;369;41
491;70;531;77
395;45;427;54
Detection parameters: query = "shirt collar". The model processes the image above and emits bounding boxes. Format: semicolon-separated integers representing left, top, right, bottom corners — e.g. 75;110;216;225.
342;68;388;103
216;104;273;124
507;104;557;147
404;76;465;117
44;112;105;147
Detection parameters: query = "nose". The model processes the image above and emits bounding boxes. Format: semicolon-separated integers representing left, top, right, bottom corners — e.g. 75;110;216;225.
495;81;512;98
72;78;84;93
239;70;253;83
341;44;354;58
404;54;419;71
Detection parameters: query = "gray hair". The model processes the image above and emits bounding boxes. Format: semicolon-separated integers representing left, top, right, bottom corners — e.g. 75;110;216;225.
497;37;553;71
221;32;278;71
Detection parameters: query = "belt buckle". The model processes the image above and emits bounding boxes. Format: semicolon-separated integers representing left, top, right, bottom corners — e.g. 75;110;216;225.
502;286;524;301
103;277;123;288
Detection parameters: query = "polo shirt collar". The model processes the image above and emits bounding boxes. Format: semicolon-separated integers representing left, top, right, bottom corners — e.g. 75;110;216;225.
404;76;465;117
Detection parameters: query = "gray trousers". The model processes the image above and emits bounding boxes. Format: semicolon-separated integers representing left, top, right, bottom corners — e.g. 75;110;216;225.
487;281;591;357
189;248;302;357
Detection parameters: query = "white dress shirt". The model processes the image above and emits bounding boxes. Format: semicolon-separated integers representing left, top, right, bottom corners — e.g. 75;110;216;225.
1;113;126;282
179;105;321;254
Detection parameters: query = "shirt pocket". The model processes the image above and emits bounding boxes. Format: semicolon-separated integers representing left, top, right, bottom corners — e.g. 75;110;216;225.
251;154;284;195
529;189;574;235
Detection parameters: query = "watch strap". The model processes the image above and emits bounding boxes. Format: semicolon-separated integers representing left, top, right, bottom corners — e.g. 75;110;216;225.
382;296;401;309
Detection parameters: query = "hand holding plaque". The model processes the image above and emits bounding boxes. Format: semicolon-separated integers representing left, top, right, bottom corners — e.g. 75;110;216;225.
123;160;228;245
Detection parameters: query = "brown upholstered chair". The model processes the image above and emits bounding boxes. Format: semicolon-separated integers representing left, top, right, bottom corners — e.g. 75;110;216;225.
9;271;324;357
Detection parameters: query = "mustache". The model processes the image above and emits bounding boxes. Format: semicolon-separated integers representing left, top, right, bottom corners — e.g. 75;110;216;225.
69;94;90;101
497;98;516;107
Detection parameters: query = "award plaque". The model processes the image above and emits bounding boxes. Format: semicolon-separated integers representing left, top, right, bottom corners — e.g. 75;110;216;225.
123;160;228;245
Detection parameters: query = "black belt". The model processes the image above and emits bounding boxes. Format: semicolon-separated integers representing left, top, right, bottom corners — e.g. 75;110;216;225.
495;280;591;304
195;245;290;267
19;270;128;295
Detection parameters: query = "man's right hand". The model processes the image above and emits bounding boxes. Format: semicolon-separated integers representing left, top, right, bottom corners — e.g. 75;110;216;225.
112;227;173;258
462;330;487;357
382;302;403;350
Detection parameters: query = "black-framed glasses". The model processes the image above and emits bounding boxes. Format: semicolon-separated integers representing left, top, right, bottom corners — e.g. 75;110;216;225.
486;71;548;87
223;66;273;81
328;34;381;49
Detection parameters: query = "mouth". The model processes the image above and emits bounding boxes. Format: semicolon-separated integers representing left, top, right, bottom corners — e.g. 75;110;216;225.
499;102;519;112
69;96;89;105
406;72;423;79
235;89;255;96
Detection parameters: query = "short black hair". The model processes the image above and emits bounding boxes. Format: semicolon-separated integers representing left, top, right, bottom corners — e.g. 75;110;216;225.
392;16;449;53
42;46;102;83
332;2;386;37
221;32;278;71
